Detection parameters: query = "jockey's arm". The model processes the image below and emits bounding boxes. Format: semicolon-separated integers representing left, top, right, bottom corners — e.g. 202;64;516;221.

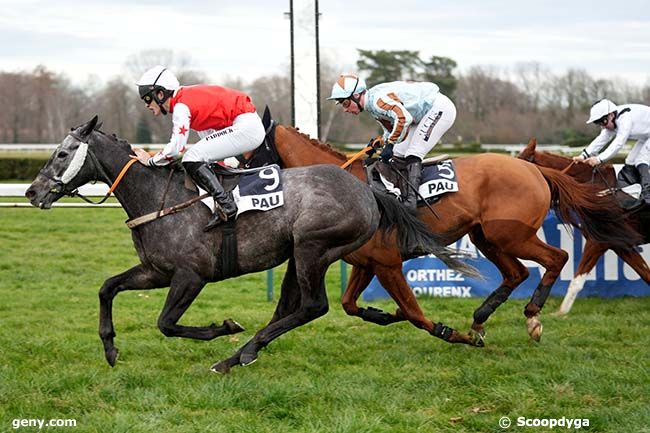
576;128;616;162
596;119;632;163
149;103;191;167
373;94;413;145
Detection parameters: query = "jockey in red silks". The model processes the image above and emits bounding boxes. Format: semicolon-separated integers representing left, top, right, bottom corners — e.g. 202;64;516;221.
132;65;265;230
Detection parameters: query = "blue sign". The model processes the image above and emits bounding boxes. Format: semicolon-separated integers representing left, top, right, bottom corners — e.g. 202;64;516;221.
364;210;650;301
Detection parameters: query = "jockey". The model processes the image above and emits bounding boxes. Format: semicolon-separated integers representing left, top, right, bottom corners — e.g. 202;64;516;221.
573;98;650;204
328;73;457;213
132;65;265;230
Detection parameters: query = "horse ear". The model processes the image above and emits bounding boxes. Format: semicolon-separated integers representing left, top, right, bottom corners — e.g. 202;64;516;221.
525;137;537;151
262;105;272;130
78;115;99;137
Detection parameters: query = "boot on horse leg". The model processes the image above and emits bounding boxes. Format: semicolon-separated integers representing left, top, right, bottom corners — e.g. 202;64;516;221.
183;161;237;230
637;163;650;205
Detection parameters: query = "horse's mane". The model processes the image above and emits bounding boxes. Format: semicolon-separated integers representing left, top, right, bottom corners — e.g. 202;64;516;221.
285;126;349;161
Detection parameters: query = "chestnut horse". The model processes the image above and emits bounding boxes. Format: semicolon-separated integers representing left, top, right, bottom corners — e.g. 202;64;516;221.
518;138;650;315
246;110;640;342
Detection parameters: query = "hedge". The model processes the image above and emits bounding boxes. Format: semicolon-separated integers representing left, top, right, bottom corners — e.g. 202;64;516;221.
0;157;49;181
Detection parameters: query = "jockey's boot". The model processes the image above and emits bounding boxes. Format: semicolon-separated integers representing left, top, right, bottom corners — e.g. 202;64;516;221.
638;163;650;205
183;162;237;231
401;155;423;215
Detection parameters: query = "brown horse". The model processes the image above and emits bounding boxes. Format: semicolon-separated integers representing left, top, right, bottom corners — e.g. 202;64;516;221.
517;138;650;315
247;111;640;342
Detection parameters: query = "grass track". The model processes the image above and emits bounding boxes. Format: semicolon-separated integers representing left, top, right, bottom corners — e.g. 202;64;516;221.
1;206;649;433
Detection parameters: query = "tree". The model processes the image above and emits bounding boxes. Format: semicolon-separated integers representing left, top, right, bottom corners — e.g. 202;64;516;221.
420;56;458;96
356;49;422;86
135;115;152;144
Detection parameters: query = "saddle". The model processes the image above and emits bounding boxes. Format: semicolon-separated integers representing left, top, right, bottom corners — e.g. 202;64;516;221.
365;155;456;206
614;165;644;210
183;164;272;194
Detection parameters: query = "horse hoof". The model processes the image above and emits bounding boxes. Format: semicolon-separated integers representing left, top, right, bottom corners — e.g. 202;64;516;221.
210;361;230;374
240;353;258;367
468;329;486;347
224;319;245;334
105;348;119;367
527;316;543;342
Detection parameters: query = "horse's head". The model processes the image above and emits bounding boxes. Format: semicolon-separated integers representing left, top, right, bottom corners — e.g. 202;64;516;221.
517;138;538;163
26;116;102;209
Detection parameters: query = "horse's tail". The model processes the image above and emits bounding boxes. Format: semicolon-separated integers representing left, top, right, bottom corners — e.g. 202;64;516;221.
536;165;642;249
371;189;480;278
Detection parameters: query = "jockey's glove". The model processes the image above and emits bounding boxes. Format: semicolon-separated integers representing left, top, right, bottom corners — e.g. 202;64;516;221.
380;143;394;162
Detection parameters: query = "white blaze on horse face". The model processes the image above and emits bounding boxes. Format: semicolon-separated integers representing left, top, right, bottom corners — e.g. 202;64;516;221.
59;137;89;184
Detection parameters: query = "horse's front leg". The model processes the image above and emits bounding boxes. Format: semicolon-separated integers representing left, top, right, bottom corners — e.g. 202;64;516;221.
341;247;405;326
99;264;168;367
156;268;244;340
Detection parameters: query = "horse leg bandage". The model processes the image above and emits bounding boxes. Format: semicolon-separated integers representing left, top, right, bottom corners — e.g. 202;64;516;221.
473;285;512;324
431;323;454;341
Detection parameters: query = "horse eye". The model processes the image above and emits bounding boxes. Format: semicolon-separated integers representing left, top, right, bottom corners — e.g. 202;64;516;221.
57;151;69;159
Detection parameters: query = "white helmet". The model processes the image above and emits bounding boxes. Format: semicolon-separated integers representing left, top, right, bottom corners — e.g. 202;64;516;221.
586;98;617;124
137;65;179;91
136;66;179;115
327;74;367;100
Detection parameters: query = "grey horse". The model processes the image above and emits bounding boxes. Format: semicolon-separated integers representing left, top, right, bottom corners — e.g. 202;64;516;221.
25;116;463;373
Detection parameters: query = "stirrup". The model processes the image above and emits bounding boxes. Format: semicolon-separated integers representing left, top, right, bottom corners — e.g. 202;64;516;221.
204;204;236;231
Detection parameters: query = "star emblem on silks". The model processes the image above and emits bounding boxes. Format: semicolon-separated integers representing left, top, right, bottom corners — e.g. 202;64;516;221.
178;125;188;136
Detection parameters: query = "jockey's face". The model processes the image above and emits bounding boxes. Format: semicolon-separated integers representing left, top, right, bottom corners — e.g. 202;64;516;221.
143;90;166;117
341;93;362;115
596;112;616;131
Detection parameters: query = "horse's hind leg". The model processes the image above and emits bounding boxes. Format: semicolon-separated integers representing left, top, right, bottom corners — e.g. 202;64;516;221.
212;252;330;374
617;246;650;282
269;258;302;323
506;237;568;341
157;268;244;340
99;264;169;366
557;240;606;315
469;228;529;339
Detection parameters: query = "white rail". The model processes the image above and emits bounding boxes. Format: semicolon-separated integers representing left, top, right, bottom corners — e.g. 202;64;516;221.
0;183;120;208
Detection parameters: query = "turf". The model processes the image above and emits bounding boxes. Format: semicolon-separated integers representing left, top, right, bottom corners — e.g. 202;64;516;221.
1;206;649;433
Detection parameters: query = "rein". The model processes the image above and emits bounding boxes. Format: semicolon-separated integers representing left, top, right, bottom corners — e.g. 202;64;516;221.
560;160;576;175
56;133;209;229
341;145;373;169
72;158;138;205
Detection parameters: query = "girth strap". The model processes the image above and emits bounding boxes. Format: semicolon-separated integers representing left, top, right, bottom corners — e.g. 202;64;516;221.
219;219;240;279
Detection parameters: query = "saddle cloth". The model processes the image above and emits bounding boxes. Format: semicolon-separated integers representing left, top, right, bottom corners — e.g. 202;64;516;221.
376;159;459;202
198;164;284;216
418;160;459;200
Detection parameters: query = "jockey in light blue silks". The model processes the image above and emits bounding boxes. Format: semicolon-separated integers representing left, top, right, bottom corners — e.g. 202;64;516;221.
328;73;457;213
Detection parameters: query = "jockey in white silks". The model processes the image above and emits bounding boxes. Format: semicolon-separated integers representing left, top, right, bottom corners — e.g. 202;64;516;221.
574;98;650;204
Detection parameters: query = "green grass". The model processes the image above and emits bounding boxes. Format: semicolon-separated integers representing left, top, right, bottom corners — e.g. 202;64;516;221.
1;207;649;433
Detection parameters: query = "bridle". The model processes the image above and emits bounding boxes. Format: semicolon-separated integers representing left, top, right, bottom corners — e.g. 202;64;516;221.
43;132;138;205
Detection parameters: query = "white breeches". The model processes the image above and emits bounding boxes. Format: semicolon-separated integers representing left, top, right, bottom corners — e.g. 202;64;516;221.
393;93;457;160
182;112;265;163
